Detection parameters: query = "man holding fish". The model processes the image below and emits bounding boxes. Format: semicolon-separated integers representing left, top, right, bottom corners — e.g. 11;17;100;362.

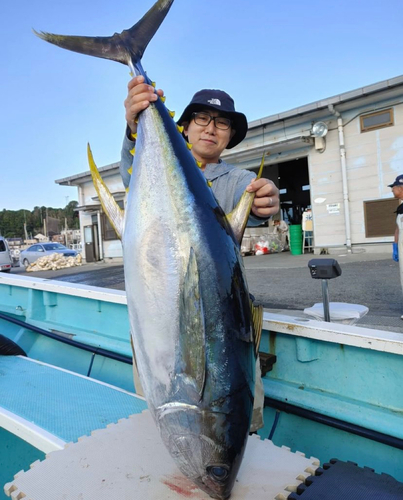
120;75;280;222
120;76;280;434
35;0;281;495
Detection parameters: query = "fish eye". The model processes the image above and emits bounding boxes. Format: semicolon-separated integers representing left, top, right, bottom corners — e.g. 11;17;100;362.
206;465;229;482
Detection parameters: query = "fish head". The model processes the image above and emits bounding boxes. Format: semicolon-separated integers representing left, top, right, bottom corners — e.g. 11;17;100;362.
156;404;250;499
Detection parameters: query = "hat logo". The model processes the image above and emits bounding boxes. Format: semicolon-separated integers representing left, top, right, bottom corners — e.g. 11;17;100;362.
207;98;221;106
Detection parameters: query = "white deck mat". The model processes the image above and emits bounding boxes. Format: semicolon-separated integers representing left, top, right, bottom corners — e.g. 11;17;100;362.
5;410;319;500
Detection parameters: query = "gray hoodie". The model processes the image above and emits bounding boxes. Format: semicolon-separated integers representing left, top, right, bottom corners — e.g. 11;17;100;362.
120;135;267;227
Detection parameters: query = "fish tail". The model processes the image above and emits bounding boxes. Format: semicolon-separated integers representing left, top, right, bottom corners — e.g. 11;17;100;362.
34;0;174;67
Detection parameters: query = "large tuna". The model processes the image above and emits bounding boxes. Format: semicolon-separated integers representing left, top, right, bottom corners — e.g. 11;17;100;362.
35;1;263;498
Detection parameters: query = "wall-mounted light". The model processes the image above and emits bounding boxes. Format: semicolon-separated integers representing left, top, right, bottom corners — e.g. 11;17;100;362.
311;121;328;137
311;121;328;153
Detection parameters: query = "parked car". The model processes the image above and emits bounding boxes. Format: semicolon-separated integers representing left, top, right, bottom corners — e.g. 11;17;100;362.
0;237;12;273
20;243;78;268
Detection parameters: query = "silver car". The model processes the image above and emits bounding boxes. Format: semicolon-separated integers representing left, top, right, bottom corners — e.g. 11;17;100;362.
20;243;78;268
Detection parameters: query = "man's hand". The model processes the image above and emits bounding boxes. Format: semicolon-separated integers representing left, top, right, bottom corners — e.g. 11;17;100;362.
246;178;280;218
124;76;164;135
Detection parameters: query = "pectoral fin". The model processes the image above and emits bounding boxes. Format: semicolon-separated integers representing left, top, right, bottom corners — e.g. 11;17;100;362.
250;300;263;356
87;144;124;240
178;247;206;398
226;154;266;244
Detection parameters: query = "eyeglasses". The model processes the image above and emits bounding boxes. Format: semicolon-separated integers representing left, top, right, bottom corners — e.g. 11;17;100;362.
191;112;232;130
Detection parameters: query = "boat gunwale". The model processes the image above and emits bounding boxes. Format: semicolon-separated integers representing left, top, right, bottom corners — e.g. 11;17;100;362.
263;312;403;356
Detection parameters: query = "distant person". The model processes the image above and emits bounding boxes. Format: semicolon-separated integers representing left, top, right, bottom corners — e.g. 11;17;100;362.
389;174;403;319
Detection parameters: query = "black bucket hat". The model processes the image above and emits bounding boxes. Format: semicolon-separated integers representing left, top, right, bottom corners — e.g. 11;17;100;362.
177;89;248;149
388;174;403;187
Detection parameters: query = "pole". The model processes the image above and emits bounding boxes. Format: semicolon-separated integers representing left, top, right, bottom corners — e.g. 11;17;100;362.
321;279;330;322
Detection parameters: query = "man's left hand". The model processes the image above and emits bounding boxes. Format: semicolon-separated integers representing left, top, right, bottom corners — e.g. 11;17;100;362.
246;178;280;218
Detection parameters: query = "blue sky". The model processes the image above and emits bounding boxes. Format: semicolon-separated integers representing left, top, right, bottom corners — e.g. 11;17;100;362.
2;0;403;210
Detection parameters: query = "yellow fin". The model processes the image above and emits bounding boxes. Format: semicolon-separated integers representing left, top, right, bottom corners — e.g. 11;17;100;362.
168;110;175;118
226;153;266;244
125;186;129;193
87;144;124;240
127;166;133;175
130;132;137;140
186;142;193;150
129;147;135;156
160;95;166;103
250;299;263;356
151;81;156;87
177;125;184;133
207;180;212;187
196;160;202;168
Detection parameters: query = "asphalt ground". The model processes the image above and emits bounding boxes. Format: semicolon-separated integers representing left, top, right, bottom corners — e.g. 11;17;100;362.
10;250;403;333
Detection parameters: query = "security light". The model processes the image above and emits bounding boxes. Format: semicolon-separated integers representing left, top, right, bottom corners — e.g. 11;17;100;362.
311;121;328;137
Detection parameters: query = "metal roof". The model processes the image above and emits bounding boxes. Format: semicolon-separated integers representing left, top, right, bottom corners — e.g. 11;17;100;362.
55;162;120;186
248;75;403;129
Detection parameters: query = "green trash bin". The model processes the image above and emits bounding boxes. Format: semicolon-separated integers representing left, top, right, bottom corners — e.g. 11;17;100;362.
289;224;303;255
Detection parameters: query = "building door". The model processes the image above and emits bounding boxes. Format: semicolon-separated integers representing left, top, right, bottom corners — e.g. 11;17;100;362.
92;223;100;261
277;158;311;225
84;225;95;262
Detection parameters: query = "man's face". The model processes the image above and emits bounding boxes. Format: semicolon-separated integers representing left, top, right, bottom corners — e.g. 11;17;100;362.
392;185;403;200
183;109;235;165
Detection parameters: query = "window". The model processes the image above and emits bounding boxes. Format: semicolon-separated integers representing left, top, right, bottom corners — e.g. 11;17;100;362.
102;201;124;241
364;198;399;237
0;241;5;252
360;109;394;133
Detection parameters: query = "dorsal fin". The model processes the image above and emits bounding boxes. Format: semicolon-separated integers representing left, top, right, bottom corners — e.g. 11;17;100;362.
87;144;124;240
250;301;264;356
226;153;266;244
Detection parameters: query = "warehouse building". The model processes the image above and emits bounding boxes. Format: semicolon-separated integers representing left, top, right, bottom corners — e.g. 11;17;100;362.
56;75;403;262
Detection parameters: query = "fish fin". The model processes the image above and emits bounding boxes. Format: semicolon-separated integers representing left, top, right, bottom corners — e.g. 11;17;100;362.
130;336;144;397
226;153;266;244
87;144;124;240
250;299;264;356
178;247;206;398
34;0;174;67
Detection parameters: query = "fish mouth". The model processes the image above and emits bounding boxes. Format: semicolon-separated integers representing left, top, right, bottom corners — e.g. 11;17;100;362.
156;404;237;499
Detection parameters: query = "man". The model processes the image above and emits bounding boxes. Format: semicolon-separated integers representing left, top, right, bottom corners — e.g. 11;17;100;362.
120;76;280;222
389;174;403;319
121;77;279;432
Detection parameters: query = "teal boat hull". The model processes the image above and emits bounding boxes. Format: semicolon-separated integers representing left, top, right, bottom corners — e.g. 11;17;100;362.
0;273;402;498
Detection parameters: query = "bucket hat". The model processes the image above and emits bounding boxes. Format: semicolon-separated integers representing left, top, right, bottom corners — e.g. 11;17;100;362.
177;89;248;149
388;174;403;187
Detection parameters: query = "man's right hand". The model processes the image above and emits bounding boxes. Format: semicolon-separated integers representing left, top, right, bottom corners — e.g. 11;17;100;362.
124;75;164;135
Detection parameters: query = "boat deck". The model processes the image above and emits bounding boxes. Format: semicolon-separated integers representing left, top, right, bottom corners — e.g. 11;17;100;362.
4;410;319;500
0;356;147;453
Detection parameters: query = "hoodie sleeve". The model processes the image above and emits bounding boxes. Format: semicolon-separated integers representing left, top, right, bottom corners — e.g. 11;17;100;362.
120;128;136;190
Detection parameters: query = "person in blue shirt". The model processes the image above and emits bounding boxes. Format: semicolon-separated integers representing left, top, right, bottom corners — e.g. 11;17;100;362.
389;174;403;319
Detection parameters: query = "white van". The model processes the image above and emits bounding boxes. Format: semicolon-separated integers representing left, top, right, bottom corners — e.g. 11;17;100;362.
0;237;12;273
